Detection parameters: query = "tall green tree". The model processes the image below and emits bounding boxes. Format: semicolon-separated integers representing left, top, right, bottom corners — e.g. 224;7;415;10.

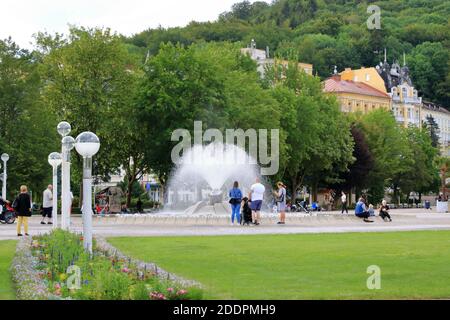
0;38;57;200
37;27;145;205
269;62;354;198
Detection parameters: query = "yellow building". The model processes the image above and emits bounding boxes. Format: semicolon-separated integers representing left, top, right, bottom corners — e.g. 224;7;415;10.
340;67;387;94
323;74;391;114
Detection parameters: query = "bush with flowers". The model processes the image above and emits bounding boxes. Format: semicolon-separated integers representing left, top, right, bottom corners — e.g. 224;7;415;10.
27;229;202;300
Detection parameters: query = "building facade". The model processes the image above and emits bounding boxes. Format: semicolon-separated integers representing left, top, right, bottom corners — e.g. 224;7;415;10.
323;74;391;114
376;55;422;127
241;39;313;77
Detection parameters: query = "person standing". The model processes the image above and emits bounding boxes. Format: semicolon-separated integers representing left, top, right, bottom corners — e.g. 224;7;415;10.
250;177;265;226
341;191;348;214
229;181;242;225
15;185;32;236
274;182;287;225
41;185;53;225
136;198;143;213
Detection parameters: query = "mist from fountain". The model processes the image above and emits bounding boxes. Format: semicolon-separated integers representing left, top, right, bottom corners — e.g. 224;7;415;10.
166;142;262;213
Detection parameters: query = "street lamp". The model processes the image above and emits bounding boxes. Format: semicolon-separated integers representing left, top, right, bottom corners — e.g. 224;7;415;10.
58;121;74;230
1;153;9;200
48;152;62;228
75;131;100;254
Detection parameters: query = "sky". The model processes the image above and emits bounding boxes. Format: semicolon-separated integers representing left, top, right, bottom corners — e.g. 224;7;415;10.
0;0;265;49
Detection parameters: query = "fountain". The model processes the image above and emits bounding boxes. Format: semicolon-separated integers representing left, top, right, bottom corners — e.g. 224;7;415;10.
166;142;262;214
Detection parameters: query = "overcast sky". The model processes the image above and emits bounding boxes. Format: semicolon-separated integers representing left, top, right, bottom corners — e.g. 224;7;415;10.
0;0;266;48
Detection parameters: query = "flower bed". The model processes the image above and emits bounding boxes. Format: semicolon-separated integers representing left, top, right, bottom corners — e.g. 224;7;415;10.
18;230;202;300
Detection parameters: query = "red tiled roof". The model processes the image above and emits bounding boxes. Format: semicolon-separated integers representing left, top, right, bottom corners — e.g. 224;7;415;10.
323;76;390;99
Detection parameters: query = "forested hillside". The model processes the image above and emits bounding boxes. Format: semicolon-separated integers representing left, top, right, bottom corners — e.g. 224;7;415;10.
127;0;450;107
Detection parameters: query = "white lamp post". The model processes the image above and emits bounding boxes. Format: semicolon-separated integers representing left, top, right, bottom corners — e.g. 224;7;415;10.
75;131;100;254
57;121;74;230
48;152;62;228
1;153;9;200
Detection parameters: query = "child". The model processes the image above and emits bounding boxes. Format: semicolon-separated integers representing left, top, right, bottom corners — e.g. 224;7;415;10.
368;204;375;217
241;197;253;226
379;200;392;222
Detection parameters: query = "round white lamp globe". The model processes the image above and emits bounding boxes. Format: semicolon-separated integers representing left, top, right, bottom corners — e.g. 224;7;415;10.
48;152;62;167
75;132;100;158
57;121;71;137
1;153;9;162
62;136;76;151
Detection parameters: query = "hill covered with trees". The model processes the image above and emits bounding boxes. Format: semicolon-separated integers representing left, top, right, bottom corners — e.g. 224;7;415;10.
127;0;450;108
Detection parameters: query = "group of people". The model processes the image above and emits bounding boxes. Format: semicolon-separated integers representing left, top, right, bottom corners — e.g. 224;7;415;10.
353;196;393;223
0;185;33;236
1;184;75;237
228;178;287;226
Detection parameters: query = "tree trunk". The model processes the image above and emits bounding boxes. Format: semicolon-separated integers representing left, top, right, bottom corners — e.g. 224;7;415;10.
126;176;135;208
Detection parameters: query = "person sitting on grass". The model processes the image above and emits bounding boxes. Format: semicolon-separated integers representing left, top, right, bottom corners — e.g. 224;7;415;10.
355;197;373;223
379;200;392;222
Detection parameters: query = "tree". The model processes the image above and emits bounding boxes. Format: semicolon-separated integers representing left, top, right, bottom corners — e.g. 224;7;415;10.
37;27;145;206
137;42;282;197
269;62;354;199
0;38;57;200
357;109;412;204
393;126;439;203
332;125;374;203
423;115;440;148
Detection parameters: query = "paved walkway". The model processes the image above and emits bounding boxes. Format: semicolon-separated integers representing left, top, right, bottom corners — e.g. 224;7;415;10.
1;208;450;240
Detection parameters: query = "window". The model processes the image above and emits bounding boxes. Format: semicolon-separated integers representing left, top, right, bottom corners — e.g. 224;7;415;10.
365;74;370;81
402;87;407;98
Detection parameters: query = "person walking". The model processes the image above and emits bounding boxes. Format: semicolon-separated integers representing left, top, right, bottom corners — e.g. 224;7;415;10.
15;185;32;236
229;181;242;225
41;185;53;225
341;191;348;214
249;177;265;225
274;182;287;225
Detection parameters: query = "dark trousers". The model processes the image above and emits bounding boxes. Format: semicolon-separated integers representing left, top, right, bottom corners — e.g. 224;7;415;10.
356;211;370;219
341;203;348;213
380;211;391;220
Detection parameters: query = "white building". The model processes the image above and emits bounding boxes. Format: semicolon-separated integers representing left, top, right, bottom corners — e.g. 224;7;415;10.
422;101;450;157
240;39;313;77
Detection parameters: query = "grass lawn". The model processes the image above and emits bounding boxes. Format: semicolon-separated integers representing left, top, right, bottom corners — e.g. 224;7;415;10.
109;231;450;299
0;240;16;300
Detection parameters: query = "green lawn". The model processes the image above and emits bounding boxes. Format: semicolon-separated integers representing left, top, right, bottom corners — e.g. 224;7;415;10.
109;231;450;299
0;240;16;300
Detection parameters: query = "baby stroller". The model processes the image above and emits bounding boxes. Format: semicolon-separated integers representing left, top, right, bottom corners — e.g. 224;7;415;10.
291;199;310;214
0;202;16;224
241;197;253;226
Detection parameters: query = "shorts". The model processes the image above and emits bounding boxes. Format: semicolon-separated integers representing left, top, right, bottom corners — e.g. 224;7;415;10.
250;200;263;211
42;207;53;218
277;202;286;212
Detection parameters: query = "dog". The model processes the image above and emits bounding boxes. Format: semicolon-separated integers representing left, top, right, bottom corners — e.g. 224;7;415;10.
241;197;253;226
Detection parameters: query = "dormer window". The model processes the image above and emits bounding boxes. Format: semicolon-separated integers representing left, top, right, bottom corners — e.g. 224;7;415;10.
413;90;418;98
402;87;407;97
